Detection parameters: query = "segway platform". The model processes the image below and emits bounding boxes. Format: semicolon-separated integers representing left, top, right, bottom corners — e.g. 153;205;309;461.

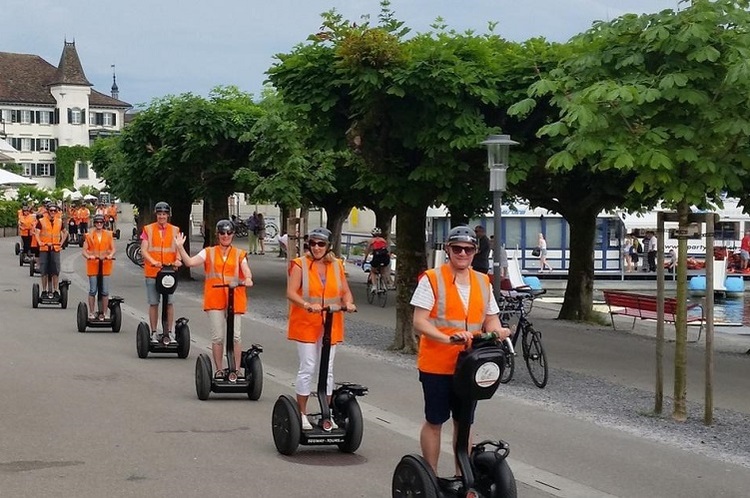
31;280;70;309
76;297;124;332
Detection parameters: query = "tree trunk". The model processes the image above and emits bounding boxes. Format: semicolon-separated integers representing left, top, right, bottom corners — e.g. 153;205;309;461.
326;207;350;258
391;206;428;353
373;206;396;244
558;210;597;321
171;197;193;280
673;200;690;422
203;192;230;247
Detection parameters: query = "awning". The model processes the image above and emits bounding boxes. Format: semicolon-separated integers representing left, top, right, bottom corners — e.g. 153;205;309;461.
0;168;38;186
0;138;18;163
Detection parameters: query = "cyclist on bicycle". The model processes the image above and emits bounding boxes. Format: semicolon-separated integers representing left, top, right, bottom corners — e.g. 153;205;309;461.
364;227;391;291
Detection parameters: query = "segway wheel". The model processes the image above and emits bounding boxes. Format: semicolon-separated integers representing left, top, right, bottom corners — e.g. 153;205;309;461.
493;458;518;498
32;283;40;309
246;355;263;401
15;242;21;255
19;251;24;267
29;259;35;277
115;229;121;239
272;395;301;455
499;340;515;384
136;322;150;358
111;304;122;333
77;302;88;332
337;398;364;453
176;323;190;359
392;454;440;498
195;354;212;400
59;286;68;309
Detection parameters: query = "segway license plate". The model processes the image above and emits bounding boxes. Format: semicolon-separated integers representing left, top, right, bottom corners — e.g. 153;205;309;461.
155;266;178;295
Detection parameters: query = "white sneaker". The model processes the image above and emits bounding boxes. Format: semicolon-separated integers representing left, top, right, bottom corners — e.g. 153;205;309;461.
168;332;178;344
300;415;313;431
150;332;159;344
329;418;338;430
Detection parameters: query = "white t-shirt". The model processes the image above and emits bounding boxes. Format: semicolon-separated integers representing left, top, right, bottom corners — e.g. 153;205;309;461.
410;273;500;315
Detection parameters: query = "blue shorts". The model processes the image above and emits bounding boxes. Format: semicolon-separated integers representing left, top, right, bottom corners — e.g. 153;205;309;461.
88;275;110;297
145;277;174;306
419;371;476;425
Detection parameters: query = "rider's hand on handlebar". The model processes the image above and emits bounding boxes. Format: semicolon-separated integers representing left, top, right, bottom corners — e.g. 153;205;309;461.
306;302;323;313
243;277;253;288
449;331;474;344
344;303;357;313
494;326;512;341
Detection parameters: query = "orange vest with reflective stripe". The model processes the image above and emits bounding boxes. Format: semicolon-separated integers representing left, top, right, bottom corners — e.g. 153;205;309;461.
417;265;491;375
85;230;115;276
143;223;178;278
39;217;63;252
107;205;117;220
287;256;347;344
78;207;90;222
19;213;36;236
203;246;248;313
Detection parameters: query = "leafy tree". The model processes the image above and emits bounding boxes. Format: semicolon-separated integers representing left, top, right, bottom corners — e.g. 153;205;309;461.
527;0;750;421
0;162;22;174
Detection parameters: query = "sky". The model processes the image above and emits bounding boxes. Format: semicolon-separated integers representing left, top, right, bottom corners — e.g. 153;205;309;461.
2;0;682;108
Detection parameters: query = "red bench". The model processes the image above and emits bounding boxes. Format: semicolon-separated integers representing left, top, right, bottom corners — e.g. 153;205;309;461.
602;290;704;341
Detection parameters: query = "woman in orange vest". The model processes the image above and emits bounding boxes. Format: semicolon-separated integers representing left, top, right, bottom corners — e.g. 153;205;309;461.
82;214;116;319
286;227;356;431
175;219;253;379
17;205;35;255
410;225;510;475
34;204;68;298
140;201;182;344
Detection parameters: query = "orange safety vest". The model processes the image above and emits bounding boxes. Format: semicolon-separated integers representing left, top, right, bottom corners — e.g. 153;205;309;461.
143;222;177;278
19;213;35;236
203;246;248;313
287;256;347;344
85;230;115;276
78;207;90;222
417;264;491;375
38;217;64;252
107;205;118;220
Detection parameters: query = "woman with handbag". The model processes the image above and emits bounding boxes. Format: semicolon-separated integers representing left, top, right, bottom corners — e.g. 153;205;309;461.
538;233;552;273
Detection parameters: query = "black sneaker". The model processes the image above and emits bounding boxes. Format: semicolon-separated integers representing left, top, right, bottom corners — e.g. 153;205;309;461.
53;291;60;299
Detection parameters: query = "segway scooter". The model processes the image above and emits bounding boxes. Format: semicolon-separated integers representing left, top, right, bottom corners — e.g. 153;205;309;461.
31;253;70;310
108;216;121;240
272;305;368;455
76;257;123;333
135;265;190;358
195;283;263;400
391;333;517;498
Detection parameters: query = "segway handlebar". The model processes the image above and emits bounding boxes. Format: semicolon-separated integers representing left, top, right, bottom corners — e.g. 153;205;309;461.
449;331;499;343
212;282;246;289
321;304;355;313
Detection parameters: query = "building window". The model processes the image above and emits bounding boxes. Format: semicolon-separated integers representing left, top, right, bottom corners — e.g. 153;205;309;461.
77;162;89;179
37;163;52;176
39;139;50;152
22;163;32;176
71;109;82;124
103;113;113;126
39;111;50;125
1;109;11;122
20;138;31;151
20;110;31;124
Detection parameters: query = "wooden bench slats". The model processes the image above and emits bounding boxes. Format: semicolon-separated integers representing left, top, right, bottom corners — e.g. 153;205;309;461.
602;290;704;341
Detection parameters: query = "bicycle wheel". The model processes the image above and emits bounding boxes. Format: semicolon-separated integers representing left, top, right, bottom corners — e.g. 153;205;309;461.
366;280;375;304
377;276;388;308
499;338;515;384
523;324;548;388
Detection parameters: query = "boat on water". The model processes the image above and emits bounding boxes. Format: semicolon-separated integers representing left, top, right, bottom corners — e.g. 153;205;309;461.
689;259;745;298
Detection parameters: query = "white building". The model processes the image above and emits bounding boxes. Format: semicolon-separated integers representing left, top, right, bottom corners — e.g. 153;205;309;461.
0;41;131;190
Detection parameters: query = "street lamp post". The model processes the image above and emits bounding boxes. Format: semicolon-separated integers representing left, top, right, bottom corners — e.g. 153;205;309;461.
481;134;518;299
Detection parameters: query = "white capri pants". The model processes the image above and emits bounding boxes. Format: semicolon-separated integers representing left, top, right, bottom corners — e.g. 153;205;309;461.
207;310;242;344
295;339;337;397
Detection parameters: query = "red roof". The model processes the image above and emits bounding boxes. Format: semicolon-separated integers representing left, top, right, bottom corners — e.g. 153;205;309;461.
0;43;130;108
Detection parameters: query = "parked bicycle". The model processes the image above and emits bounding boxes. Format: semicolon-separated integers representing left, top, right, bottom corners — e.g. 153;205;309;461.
497;290;548;388
366;268;388;308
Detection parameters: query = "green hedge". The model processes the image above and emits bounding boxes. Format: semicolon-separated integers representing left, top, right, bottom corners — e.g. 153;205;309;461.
0;200;22;228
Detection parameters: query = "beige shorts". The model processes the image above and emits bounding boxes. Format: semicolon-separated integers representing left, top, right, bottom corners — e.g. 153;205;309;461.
208;309;242;344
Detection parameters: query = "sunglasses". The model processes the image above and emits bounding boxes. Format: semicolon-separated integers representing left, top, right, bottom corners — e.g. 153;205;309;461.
309;241;328;248
449;245;476;255
94;221;104;224
218;230;234;236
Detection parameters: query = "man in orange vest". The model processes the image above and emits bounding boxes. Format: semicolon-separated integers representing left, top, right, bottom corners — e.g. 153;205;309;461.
82;214;116;320
175;219;253;379
410;225;510;475
140;201;182;343
17;205;35;256
77;204;91;235
34;204;68;298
